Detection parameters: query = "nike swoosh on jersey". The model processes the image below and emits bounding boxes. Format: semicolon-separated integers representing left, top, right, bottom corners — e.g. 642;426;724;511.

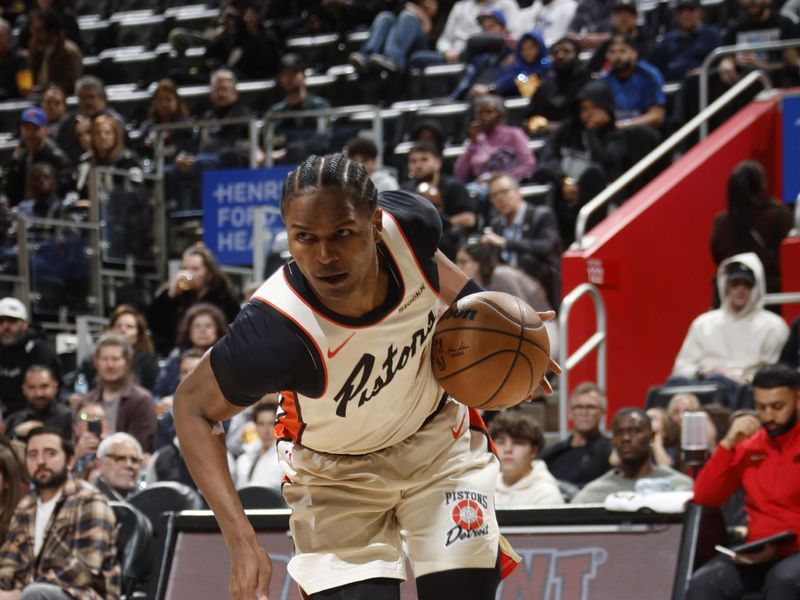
451;413;467;439
327;332;356;359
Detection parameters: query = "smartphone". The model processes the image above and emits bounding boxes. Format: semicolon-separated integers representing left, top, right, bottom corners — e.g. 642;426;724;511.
88;419;102;437
715;530;796;562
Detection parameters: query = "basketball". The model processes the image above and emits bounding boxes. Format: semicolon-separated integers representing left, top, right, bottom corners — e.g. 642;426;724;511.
431;291;550;410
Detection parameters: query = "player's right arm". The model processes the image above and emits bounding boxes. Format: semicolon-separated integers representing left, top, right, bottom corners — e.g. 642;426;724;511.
173;353;271;600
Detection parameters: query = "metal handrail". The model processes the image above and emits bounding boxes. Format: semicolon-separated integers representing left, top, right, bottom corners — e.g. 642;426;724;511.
763;292;800;306
573;69;771;248
699;38;800;137
557;283;607;439
262;104;384;168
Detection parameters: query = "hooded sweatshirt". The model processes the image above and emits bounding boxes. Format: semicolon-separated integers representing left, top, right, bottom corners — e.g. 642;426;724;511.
672;252;789;381
494;30;549;96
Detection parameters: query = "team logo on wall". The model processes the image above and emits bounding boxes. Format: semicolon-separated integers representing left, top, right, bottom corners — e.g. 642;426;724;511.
445;491;490;546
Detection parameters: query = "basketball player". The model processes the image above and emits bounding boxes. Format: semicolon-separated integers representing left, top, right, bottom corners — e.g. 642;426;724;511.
174;153;558;600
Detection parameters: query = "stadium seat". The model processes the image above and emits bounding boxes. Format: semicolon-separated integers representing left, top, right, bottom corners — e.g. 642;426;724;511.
237;484;288;509
408;63;466;100
109;501;153;598
285;33;341;72
113;13;166;49
644;383;728;410
0;100;31;134
127;481;206;534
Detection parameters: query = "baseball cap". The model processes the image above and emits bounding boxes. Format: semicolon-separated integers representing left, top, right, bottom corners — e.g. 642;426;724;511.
20;107;46;127
613;0;638;12
476;8;506;28
278;53;305;74
0;297;27;320
725;262;755;284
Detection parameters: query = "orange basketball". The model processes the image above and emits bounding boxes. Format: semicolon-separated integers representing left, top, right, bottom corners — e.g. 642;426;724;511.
431;291;550;410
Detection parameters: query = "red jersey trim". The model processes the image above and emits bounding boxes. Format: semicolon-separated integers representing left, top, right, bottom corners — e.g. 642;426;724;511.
468;407;498;457
383;211;442;300
251;296;329;399
274;390;306;445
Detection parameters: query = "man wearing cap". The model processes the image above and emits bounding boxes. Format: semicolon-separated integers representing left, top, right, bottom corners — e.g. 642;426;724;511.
518;0;577;48
602;33;666;130
587;0;655;74
5;106;72;206
0;297;61;417
649;0;721;83
266;53;331;164
669;252;789;408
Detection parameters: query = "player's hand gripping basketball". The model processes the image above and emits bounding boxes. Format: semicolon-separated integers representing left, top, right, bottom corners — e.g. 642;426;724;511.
229;537;272;600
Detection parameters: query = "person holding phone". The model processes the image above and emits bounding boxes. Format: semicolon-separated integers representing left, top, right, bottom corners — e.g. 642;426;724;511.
72;400;111;481
687;363;800;600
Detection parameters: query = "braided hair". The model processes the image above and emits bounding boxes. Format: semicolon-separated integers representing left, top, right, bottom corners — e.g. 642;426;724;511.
280;153;378;216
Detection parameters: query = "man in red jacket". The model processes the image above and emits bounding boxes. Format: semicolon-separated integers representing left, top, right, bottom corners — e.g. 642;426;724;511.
687;363;800;600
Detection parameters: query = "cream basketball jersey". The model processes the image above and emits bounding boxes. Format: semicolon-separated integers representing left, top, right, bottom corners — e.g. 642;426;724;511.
210;191;448;455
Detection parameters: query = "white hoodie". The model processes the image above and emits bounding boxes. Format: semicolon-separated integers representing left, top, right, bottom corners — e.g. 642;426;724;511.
672;252;789;381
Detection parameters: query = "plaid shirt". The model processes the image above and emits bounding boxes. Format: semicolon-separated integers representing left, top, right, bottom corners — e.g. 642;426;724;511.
0;477;121;600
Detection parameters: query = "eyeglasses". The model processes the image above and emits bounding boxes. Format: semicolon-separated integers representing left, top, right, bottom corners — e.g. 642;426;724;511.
571;404;602;413
105;453;142;466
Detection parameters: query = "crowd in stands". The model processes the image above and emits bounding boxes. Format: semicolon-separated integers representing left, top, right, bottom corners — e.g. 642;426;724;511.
0;0;793;597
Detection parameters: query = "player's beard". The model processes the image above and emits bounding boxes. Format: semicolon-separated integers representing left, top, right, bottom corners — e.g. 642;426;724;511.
32;463;69;491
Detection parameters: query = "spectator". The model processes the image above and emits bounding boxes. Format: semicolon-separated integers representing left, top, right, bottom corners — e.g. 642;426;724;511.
40;84;67;139
586;0;654;74
93;432;143;501
5;106;72;207
533;80;626;246
348;0;441;74
646;406;678;467
540;382;611;487
234;398;283;489
153;303;228;400
138;79;195;169
146;242;241;356
74;305;160;393
489;411;564;506
26;9;82;96
668;392;701;427
5;365;71;441
446;9;515;101
402;141;478;258
410;0;520;68
0;427;120;599
687;364;800;600
15;163;64;220
602;34;666;131
481;173;562;307
266;54;332;164
648;0;721;83
670;253;789;407
0;440;23;543
717;0;800;91
345;137;399;192
0;297;61;416
79;332;157;452
205;4;282;81
572;407;694;503
568;0;615;50
71;400;111;481
0;19;26;100
710;160;793;297
524;37;591;136
74;114;142;199
454;94;536;188
518;0;578;48
17;0;82;51
455;242;558;354
467;29;549;99
56;76;126;165
410;119;446;155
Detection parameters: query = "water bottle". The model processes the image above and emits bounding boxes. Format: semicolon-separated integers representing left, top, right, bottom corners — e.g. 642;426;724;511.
74;373;88;395
681;411;709;466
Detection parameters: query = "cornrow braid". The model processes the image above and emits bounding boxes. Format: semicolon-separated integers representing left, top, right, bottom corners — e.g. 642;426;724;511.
280;152;378;216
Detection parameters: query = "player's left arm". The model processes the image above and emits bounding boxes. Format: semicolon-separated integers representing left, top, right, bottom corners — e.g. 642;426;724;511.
435;251;561;394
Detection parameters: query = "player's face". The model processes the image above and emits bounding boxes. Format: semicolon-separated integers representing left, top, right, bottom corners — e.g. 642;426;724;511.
495;433;536;482
754;386;798;433
285;188;383;313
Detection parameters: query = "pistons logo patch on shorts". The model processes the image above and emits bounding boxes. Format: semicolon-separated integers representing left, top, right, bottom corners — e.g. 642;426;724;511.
444;491;490;547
